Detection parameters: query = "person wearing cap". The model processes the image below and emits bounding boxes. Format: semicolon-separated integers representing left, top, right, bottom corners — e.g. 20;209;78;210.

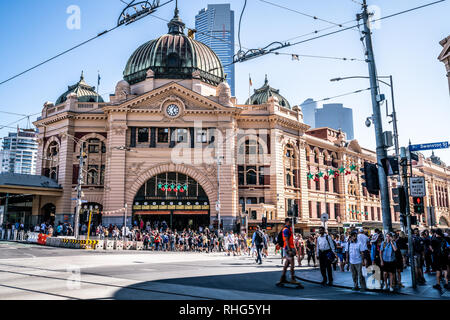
277;218;303;287
380;232;398;292
347;231;367;291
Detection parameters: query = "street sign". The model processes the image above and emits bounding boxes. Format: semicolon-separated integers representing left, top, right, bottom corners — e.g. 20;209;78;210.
321;213;329;223
409;141;449;152
81;200;88;204
409;177;426;197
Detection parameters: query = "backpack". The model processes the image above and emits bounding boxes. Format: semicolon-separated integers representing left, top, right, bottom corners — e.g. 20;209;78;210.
276;228;286;247
254;230;263;244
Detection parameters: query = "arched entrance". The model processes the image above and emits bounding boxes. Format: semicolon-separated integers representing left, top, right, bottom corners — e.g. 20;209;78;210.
41;203;56;225
439;216;449;227
132;172;210;230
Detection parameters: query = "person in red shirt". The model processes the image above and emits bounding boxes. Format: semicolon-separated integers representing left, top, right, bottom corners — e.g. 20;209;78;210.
277;218;303;287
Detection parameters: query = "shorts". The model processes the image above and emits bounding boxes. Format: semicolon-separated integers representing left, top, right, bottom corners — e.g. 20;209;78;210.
228;244;235;251
283;248;295;258
400;249;408;256
431;254;448;272
383;261;396;273
337;253;344;262
414;254;424;268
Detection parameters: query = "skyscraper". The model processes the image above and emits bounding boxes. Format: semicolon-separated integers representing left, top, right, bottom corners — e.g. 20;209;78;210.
0;129;38;175
301;98;317;128
315;103;354;140
195;4;235;96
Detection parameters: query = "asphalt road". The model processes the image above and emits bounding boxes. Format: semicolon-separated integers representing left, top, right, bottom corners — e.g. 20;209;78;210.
0;241;434;300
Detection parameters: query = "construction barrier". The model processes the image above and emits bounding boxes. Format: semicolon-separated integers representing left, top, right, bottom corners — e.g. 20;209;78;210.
124;241;133;250
37;234;49;245
105;240;114;250
27;232;39;243
95;240;104;250
135;241;143;250
115;240;123;250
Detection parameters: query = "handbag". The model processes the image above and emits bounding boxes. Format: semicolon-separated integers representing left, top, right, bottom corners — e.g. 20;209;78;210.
326;235;337;263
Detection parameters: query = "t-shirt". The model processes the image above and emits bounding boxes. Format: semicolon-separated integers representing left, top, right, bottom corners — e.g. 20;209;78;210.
348;241;364;264
357;233;369;251
380;241;396;262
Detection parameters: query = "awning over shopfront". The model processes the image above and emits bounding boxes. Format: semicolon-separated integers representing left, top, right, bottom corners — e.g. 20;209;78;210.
0;173;62;196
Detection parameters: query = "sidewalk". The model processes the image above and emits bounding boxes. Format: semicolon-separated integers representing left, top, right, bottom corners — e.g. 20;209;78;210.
296;265;450;299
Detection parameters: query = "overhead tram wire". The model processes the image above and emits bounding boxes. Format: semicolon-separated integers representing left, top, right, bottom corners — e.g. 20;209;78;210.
258;0;358;31
0;0;175;87
222;0;446;68
272;52;366;62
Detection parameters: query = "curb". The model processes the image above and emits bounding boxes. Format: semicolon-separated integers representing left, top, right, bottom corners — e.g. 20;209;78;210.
294;273;411;296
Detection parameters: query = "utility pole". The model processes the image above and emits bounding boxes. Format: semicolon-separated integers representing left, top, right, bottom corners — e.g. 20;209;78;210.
74;142;86;239
400;146;417;288
360;0;392;232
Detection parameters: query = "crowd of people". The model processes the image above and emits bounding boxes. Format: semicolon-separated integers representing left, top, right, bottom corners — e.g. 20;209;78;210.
2;218;449;292
276;222;450;291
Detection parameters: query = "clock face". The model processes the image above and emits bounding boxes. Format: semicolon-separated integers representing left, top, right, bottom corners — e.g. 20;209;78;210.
166;104;180;117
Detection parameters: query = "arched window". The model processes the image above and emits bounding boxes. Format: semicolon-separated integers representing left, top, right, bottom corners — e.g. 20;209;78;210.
314;151;320;164
44;141;59;181
284;144;297;187
168;53;181;68
87;166;99;185
331;154;339;168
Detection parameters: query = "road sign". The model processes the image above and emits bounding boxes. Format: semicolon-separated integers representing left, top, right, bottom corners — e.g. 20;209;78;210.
409;141;449;152
321;213;329;223
409;177;426;197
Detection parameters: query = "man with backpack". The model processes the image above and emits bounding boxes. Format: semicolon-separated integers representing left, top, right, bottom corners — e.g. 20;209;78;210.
252;226;265;264
277;218;303;287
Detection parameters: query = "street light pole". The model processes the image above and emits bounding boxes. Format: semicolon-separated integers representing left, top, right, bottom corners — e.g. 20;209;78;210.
74;142;86;239
360;0;392;233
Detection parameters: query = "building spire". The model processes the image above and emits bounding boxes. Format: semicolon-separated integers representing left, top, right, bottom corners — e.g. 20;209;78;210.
168;0;185;34
264;74;269;86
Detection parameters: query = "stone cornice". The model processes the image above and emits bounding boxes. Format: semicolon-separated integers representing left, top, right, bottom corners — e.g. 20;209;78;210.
104;82;239;114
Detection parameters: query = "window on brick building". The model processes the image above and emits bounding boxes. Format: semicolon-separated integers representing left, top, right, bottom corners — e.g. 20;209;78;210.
316;202;321;218
137;129;149;143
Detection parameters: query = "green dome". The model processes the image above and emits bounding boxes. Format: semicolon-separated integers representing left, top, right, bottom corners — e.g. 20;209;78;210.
56;72;104;105
245;75;291;109
123;9;224;85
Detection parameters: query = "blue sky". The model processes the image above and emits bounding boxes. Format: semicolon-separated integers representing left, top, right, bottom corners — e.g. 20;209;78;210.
0;0;449;163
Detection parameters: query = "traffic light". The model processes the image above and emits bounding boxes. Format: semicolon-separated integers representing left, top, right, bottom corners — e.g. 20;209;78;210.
413;197;424;214
262;216;267;230
392;186;406;213
360;161;380;195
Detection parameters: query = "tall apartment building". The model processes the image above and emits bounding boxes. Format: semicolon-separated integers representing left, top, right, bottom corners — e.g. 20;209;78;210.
195;4;235;96
315;103;354;140
1;129;38;175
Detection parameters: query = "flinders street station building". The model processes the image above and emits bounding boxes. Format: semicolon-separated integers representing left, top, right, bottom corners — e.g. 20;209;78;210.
2;10;448;235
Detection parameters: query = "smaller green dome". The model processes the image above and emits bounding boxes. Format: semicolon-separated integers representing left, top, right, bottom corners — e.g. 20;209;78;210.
245;75;291;109
56;72;104;105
